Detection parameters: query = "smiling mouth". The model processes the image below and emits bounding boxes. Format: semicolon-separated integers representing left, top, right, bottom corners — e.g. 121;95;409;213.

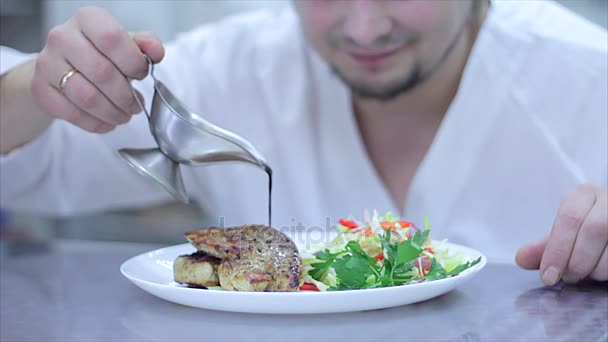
348;49;397;65
348;41;416;67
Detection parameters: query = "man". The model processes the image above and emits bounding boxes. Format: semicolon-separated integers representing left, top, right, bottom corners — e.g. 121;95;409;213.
0;0;606;285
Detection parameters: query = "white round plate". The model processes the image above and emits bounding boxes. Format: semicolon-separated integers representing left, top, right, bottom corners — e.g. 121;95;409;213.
120;241;486;314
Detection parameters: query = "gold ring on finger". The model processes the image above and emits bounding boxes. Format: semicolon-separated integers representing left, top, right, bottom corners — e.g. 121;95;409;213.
59;68;78;92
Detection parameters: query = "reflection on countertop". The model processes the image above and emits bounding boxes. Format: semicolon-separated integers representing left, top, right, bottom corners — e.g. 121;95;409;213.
3;201;208;245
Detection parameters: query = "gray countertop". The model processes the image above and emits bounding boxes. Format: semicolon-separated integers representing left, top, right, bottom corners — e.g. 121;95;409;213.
1;237;607;342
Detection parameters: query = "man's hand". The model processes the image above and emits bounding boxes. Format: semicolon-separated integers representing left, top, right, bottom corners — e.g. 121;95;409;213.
1;6;165;155
516;184;607;285
31;6;164;133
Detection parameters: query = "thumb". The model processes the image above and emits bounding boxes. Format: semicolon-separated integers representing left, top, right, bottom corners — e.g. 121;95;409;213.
130;31;165;63
515;234;548;270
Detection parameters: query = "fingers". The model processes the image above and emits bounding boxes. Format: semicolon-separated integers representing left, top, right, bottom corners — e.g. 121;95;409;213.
515;234;547;270
75;7;149;80
57;26;141;115
563;190;608;283
589;246;607;280
30;72;113;134
32;6;161;132
131;31;165;63
540;184;597;286
39;51;131;127
516;185;608;285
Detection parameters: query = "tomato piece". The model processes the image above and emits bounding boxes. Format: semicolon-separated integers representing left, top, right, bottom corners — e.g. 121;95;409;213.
398;221;412;228
374;253;384;261
300;282;320;291
339;219;358;229
363;229;373;237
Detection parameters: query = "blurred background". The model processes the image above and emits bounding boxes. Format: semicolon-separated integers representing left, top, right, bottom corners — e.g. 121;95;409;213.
1;0;289;53
1;0;607;245
1;0;607;53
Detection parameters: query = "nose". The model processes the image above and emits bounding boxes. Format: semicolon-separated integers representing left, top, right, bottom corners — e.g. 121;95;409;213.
343;0;392;47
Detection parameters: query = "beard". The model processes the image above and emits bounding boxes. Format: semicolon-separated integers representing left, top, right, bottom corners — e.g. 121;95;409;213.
329;1;481;102
331;62;427;102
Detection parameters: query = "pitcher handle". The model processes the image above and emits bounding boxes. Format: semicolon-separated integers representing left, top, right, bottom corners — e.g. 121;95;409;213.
131;54;156;118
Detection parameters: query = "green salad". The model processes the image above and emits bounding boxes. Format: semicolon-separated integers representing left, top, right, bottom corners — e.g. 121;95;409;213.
300;211;481;291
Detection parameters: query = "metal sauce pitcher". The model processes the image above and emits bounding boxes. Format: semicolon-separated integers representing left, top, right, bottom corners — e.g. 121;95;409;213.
118;55;269;203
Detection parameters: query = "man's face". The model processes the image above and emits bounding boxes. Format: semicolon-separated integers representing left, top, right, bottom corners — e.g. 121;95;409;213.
293;0;478;101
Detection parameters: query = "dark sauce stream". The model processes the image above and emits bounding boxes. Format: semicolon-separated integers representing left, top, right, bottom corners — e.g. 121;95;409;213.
263;164;272;226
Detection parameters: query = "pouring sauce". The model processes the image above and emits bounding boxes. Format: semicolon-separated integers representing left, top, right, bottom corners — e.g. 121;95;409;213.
263;164;273;226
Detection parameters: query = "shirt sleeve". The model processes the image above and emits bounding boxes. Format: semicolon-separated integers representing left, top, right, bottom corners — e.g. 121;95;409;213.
0;46;36;75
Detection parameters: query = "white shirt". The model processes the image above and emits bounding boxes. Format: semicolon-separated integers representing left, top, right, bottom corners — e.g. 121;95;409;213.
1;1;606;263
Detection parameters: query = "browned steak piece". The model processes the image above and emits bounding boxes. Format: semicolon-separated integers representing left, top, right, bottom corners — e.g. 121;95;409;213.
173;252;220;288
184;225;302;291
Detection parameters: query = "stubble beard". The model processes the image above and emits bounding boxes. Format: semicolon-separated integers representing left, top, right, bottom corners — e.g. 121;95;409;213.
331;2;481;102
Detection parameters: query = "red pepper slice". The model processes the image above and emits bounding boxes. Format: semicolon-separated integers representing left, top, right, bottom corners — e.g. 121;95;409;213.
363;229;373;237
374;253;384;261
300;282;320;291
339;219;358;229
399;221;412;228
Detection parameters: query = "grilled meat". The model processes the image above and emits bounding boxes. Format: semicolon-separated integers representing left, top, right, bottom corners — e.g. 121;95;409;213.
184;224;302;291
218;259;273;291
173;252;220;287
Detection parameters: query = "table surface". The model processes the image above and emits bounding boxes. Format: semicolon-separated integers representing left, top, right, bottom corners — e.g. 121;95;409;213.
1;237;607;342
